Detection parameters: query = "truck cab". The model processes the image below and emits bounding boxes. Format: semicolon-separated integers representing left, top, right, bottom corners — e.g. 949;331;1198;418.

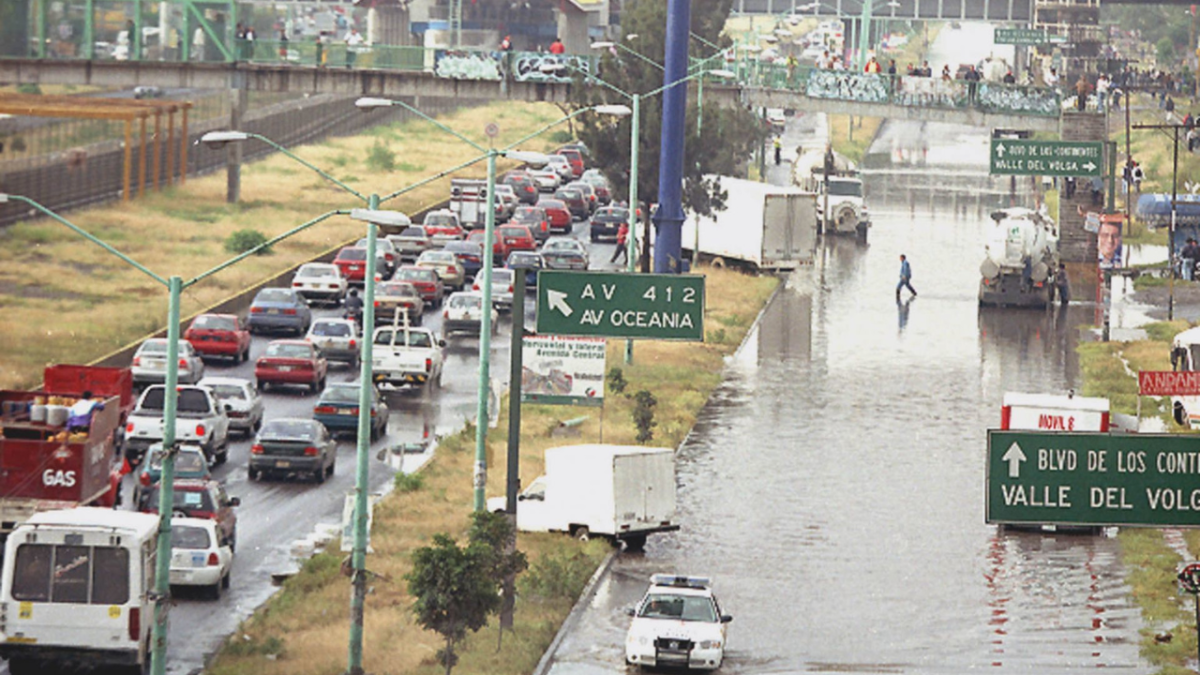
123;385;232;465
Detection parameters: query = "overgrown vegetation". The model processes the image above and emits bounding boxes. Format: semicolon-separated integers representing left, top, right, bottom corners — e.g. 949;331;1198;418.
224;229;272;255
366;140;396;172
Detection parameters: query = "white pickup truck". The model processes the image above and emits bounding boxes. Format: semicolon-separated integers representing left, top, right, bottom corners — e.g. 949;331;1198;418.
371;326;446;389
122;385;232;465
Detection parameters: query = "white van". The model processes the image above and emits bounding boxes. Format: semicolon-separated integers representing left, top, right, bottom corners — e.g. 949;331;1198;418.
0;508;158;674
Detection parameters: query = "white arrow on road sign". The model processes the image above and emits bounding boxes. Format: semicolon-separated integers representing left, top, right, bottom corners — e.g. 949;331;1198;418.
1002;442;1027;478
1082;162;1097;172
547;289;573;317
996;143;1007;157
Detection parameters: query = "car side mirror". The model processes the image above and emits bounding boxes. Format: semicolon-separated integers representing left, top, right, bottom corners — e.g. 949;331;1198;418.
625;607;637;617
721;615;733;623
229;497;241;507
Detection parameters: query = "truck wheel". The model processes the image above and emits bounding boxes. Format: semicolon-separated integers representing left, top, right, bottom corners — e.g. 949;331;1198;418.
215;446;229;466
222;571;231;589
573;526;591;542
623;535;648;552
209;578;222;600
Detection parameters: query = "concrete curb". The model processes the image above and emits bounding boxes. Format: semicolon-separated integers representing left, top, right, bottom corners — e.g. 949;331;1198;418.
530;548;618;675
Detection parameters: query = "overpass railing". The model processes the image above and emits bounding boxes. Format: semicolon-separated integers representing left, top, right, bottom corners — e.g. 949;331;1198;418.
739;62;1062;117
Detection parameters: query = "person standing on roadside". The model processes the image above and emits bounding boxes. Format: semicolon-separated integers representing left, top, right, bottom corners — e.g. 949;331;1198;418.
1055;262;1070;304
611;222;629;264
897;254;917;300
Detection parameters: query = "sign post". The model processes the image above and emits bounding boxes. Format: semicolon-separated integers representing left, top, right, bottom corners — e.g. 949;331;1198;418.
989;139;1104;178
1179;562;1200;668
535;271;705;341
987;431;1200;527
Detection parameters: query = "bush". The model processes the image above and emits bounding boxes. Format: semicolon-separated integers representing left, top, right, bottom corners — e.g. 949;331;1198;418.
366;140;395;172
519;549;595;600
632;390;657;443
394;471;425;493
224;229;271;255
16;84;41;95
607;367;628;395
550;130;574;144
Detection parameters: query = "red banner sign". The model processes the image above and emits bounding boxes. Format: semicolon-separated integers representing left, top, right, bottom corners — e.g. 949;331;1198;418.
1138;371;1200;396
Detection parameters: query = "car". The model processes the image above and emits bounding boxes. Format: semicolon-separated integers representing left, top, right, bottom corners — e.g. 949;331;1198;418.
466;229;511;264
422;209;466;245
248;287;313;336
498;224;537;254
373;280;425;326
581;175;612;205
545;154;574;180
554;187;589;221
528;167;563;192
443;240;485;279
442;291;499;336
388;226;434;262
184;313;251;363
540;236;589;270
502;171;541;205
254;339;328;393
249;417;337;482
590;205;629;242
313;381;388;439
306;318;361;368
291;262;348;307
506;251;544;289
510;206;551;242
494;184;520;219
392;266;445;306
198;376;264;435
581;168;606;182
537;198;573;234
567;181;599;214
141;478;239;551
333;246;383;285
560;141;590;160
624;574;733;671
556;148;585;177
134;444;211;510
356;237;399;277
169;516;233;599
415;249;467;290
132;338;205;386
472;268;515;311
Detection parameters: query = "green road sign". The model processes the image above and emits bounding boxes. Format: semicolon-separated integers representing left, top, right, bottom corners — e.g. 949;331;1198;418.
994;28;1065;46
535;271;705;341
990;139;1103;178
987;431;1200;527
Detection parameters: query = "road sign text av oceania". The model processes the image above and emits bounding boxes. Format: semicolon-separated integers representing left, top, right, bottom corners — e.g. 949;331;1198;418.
535;271;704;341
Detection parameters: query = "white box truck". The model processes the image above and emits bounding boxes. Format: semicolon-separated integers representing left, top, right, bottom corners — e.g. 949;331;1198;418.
1000;392;1111;432
0;508;159;675
680;175;818;271
488;444;678;551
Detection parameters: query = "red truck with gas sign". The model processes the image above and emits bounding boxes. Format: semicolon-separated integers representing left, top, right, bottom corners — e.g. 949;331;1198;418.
0;365;133;538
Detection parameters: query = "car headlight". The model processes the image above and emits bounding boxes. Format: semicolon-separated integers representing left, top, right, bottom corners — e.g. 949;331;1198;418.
699;639;722;650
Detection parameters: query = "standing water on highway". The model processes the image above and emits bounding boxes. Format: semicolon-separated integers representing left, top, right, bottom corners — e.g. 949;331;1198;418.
547;22;1149;675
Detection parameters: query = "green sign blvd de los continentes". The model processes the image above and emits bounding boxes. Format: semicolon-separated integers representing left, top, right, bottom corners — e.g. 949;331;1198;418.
535;271;705;341
987;431;1200;527
990;139;1103;178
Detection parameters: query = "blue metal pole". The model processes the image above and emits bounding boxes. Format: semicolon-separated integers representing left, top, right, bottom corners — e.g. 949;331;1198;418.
653;0;691;274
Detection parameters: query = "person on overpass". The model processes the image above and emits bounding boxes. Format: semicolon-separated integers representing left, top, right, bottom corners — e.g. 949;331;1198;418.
345;27;364;68
549;37;565;55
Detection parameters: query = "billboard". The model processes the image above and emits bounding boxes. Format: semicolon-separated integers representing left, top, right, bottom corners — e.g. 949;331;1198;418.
520;335;606;407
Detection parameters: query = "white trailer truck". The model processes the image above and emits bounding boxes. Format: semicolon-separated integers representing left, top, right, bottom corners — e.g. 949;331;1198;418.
680;176;818;271
488;444;678;551
978;207;1060;308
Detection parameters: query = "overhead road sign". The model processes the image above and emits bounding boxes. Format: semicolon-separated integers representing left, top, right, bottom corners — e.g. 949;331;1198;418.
987;431;1200;527
994;28;1067;46
990;139;1103;178
535;271;705;341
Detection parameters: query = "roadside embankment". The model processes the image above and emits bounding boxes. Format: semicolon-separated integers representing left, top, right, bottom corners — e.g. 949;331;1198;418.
206;265;779;675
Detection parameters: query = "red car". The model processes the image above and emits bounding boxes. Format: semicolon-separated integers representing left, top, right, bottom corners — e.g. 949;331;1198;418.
510;206;550;241
498;224;537;254
333;247;371;284
184;313;251;362
392;265;446;306
556;148;584;177
255;340;328;394
141;478;239;549
537;199;573;234
466;229;511;263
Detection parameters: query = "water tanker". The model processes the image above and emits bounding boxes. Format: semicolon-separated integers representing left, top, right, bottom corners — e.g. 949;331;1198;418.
978;207;1060;308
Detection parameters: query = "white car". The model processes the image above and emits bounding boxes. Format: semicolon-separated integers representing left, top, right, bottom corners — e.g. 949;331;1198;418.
494;184;520;219
527;168;563;192
132;338;205;385
169;517;233;599
625;575;732;671
198;376;263;435
546;154;574;180
306;318;362;368
356;237;399;276
291;262;348;306
471;268;515;311
442;291;498;336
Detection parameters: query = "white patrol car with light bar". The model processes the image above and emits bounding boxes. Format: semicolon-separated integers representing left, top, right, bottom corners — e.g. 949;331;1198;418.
625;574;732;670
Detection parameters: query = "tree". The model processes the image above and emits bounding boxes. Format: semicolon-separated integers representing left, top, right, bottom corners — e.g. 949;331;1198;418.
1157;36;1177;68
407;534;501;675
568;0;766;269
467;511;528;646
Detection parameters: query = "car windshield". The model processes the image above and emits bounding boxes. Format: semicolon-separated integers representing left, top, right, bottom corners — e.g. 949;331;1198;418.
256;289;296;304
205;383;246;400
544;240;578;252
448;294;482;309
556;190;580;199
425;213;456;227
139;387;210;413
500;227;527;237
260;419;318;440
395;269;434;282
828;181;863;197
149;449;207;473
514;209;542;220
598;209;628;221
338;248;367;261
320;385;361;403
446;242;481;254
192;315;237;331
374;329;433;348
400;227;426;238
378;282;417;297
264;343;312;359
311;322;352;337
297;265;336;279
145;486;215;513
638;593;718;622
539;200;565;210
509;253;541;267
139;340;186;355
170;525;211;550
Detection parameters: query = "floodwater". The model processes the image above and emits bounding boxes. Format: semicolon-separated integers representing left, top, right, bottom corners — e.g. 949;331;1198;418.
544;23;1150;675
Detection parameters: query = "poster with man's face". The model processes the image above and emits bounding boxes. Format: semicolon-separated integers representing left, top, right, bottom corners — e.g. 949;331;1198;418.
1098;219;1122;269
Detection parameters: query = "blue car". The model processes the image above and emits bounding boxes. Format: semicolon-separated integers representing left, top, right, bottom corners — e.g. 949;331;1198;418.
134;443;211;510
313;382;389;440
248;287;312;336
506;251;544;289
444;240;484;279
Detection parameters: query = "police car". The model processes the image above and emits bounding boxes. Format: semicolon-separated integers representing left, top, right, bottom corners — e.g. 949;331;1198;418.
625;574;733;670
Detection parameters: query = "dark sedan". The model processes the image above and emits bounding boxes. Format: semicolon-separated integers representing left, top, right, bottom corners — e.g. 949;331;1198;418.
247;288;312;336
249;418;337;483
506;251;544;289
554;187;589;221
444;240;484;278
540;237;589;271
313;382;388;440
590;206;629;243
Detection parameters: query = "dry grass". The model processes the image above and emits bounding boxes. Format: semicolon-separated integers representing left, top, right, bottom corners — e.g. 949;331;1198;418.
207;264;779;675
828;114;882;164
0;101;567;389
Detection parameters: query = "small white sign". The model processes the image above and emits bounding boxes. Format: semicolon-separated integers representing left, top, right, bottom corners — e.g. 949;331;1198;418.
341;494;377;553
520;335;606;406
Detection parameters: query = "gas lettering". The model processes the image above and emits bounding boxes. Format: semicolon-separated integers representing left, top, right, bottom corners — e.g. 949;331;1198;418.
42;470;76;488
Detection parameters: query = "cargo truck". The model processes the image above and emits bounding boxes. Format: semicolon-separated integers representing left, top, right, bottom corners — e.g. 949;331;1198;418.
488;444;678;551
978;207;1060;308
680;176;818;271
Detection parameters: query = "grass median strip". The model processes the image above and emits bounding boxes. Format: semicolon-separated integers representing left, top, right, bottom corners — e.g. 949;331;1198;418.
207;265;778;675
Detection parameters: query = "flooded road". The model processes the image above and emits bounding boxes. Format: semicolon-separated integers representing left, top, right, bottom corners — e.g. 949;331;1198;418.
544;24;1149;675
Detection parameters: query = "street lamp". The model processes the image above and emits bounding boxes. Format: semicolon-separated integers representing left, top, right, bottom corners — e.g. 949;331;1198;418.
354;97;629;511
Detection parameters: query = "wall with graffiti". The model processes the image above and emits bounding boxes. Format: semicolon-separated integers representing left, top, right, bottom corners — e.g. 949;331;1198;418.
511;51;593;83
434;50;502;80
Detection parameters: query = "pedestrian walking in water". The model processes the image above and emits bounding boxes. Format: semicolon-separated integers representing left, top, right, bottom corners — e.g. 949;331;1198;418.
897;254;916;300
1055;262;1070;304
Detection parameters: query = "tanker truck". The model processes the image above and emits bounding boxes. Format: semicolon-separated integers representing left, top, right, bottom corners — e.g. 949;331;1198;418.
978;207;1060;308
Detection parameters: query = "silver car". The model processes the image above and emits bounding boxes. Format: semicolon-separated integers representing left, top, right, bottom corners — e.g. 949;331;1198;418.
198;376;264;435
387;226;433;262
471;268;515;311
133;339;205;385
306;318;362;368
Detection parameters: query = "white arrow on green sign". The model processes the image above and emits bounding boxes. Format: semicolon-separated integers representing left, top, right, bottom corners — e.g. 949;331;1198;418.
535;270;705;341
990;139;1103;178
